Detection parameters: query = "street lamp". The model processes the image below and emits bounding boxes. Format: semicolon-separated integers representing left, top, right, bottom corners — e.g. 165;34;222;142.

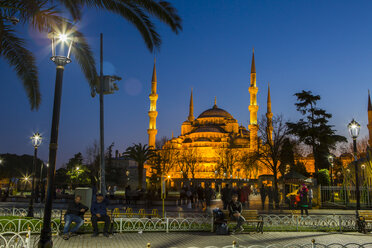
347;119;361;211
27;132;42;217
90;34;122;195
39;30;74;248
361;164;366;186
328;155;334;202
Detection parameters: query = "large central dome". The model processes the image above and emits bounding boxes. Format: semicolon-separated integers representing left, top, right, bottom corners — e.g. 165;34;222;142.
197;104;234;119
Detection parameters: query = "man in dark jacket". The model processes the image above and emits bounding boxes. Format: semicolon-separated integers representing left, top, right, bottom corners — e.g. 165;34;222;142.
63;195;89;240
222;184;232;210
91;193;111;237
228;193;245;233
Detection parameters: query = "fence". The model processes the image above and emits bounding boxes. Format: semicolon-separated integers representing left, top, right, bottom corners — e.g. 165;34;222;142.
0;218;60;233
260;214;359;232
320;186;372;208
0;207;61;219
0;208;371;233
0;231;30;248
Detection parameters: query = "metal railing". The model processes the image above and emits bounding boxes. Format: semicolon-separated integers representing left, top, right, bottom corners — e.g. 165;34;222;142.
320;186;372;208
0;207;61;219
0;231;31;248
1;207;371;233
0;219;60;233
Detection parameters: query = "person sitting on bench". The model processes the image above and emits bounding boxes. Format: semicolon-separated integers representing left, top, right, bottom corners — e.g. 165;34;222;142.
228;193;245;233
63;195;89;240
91;193;111;237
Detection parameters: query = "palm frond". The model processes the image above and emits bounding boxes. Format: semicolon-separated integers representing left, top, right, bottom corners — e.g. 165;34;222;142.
1;25;40;110
132;0;182;33
70;29;99;89
75;0;161;51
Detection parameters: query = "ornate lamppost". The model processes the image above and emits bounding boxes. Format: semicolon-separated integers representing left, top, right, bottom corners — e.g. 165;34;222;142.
39;31;74;248
348;119;361;211
27;132;42;217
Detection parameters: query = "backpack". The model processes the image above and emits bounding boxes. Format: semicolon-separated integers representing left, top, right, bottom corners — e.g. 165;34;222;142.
215;223;229;235
213;208;225;221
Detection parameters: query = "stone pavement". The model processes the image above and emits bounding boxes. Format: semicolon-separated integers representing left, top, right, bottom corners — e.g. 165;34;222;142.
30;232;372;248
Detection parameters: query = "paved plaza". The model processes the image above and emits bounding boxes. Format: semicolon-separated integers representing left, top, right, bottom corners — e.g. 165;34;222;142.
30;232;372;248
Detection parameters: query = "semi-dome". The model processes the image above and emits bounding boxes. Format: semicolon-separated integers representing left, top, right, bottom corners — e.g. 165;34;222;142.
197;105;234;119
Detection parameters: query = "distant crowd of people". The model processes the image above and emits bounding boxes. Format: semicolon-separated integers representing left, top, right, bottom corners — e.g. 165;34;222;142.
179;183;215;209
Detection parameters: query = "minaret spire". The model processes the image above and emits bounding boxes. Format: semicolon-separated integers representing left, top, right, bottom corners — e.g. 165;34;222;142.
248;48;259;151
147;59;158;148
368;90;372;147
251;47;256;74
188;88;194;122
266;83;273;144
214;96;217;108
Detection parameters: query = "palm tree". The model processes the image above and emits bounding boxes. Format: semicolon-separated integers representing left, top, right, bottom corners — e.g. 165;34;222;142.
0;0;182;110
124;143;154;190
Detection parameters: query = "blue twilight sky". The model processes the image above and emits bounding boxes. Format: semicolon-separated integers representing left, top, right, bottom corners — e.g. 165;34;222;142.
1;0;372;167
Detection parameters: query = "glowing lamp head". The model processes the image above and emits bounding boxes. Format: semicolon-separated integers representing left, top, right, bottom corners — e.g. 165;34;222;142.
348;119;360;139
58;33;68;42
76;166;79;171
126;170;130;176
328;155;334;164
31;132;42;148
0;158;2;164
361;164;366;170
167;175;171;179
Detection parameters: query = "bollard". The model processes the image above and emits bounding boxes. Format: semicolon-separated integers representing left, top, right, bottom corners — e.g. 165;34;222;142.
232;240;237;248
147;243;151;248
311;239;316;248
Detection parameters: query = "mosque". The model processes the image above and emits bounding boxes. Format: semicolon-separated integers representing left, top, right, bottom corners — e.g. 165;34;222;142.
144;50;372;184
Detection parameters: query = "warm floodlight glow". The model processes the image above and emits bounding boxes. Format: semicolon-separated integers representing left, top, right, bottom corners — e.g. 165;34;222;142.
76;166;79;171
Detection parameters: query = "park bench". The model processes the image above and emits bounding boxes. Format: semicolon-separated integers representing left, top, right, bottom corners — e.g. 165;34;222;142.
217;210;264;233
60;209;113;234
357;210;372;234
112;208;160;219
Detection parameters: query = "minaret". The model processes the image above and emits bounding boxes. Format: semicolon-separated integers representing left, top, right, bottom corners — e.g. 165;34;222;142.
248;49;259;151
266;83;273;144
147;59;158;148
188;89;194;122
368;90;372;147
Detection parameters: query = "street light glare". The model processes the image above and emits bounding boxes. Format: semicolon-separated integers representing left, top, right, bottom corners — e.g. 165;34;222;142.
58;33;68;42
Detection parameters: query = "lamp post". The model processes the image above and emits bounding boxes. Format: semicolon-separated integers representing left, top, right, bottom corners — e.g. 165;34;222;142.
91;34;121;195
39;31;74;248
361;164;366;186
27;132;42;217
328;155;334;202
348;119;361;211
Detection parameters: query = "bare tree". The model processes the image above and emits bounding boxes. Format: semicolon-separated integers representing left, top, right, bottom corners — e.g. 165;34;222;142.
180;148;200;179
216;147;241;178
337;136;369;158
156;136;169;150
251;115;289;208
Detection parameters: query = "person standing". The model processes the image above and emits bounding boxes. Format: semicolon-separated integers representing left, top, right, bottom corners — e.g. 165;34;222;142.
62;195;88;240
308;186;313;209
222;184;232;210
260;184;267;210
298;184;309;216
91;193;111;237
267;186;274;210
228;194;245;234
